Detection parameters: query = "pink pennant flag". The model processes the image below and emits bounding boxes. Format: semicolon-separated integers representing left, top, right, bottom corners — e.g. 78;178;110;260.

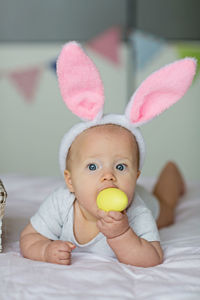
9;67;42;102
87;26;122;65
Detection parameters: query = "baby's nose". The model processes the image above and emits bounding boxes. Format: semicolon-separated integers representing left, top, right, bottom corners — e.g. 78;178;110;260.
101;170;116;181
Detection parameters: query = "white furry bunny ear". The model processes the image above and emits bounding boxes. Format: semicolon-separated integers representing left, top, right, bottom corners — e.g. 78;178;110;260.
57;41;104;121
125;58;196;126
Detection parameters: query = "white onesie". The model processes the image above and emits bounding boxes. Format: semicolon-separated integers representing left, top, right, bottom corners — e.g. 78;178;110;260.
31;185;160;258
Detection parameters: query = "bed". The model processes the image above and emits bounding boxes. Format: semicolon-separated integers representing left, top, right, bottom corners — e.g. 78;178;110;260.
0;174;200;299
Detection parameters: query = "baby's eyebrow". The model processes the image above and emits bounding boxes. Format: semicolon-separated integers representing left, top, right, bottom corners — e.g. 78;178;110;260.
114;156;134;161
81;156;102;163
83;156;101;160
114;156;138;166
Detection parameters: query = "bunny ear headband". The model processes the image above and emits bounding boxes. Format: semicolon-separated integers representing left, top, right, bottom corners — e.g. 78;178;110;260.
57;41;196;175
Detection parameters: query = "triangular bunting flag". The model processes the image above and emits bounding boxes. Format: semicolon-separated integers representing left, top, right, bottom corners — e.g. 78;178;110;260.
49;59;57;74
176;43;200;79
9;67;42;102
87;26;121;65
130;30;165;69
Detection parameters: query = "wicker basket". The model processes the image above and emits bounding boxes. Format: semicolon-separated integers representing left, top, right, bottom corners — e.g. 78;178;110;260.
0;180;7;252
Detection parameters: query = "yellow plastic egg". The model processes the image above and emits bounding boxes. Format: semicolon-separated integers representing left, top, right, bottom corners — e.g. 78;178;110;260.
97;188;128;212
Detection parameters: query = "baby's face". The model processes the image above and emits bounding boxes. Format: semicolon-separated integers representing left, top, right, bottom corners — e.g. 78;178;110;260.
64;125;140;220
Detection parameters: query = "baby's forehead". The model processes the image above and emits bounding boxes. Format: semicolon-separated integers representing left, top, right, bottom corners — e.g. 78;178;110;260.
86;124;132;136
72;124;138;150
66;124;139;169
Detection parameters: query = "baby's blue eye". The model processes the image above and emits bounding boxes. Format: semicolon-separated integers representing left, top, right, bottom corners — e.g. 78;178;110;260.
116;164;126;171
88;163;97;171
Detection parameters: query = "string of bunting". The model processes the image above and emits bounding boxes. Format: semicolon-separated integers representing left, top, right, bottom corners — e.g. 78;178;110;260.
130;30;200;76
0;26;121;102
0;27;199;102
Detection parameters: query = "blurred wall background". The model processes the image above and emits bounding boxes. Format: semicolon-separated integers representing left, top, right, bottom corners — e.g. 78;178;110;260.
0;0;200;180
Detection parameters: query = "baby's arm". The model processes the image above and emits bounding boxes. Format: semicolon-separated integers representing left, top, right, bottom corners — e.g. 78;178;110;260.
97;210;163;267
20;223;76;265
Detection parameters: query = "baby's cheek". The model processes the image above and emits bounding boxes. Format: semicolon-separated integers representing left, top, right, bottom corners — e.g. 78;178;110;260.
125;185;136;204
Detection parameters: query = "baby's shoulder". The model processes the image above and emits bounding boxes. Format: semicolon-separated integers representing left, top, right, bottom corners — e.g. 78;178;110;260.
127;185;150;217
43;185;75;213
52;185;72;198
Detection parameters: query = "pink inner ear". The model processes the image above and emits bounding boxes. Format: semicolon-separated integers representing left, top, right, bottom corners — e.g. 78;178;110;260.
138;90;178;121
67;91;104;121
57;42;104;120
128;58;196;125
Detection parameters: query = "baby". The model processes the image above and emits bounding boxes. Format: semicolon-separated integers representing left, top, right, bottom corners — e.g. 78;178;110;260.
20;42;196;267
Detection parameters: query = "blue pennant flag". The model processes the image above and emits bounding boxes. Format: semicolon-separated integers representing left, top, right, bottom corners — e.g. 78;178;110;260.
49;59;57;74
130;30;165;70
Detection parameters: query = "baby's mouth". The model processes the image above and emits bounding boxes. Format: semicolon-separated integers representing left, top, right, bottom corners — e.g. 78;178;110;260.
98;185;118;194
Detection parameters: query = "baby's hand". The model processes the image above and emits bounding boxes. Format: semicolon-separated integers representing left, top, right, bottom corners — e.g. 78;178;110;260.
44;240;76;265
96;210;130;239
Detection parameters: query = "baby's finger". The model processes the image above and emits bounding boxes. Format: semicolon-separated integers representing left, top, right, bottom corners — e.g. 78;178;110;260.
65;241;76;249
97;211;114;223
97;218;111;229
58;251;71;260
57;243;71;252
61;242;76;251
59;258;71;265
102;215;114;223
97;209;108;219
96;219;104;230
108;211;124;220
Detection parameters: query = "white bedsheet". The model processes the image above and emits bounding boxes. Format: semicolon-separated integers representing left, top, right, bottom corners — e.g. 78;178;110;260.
0;174;200;300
